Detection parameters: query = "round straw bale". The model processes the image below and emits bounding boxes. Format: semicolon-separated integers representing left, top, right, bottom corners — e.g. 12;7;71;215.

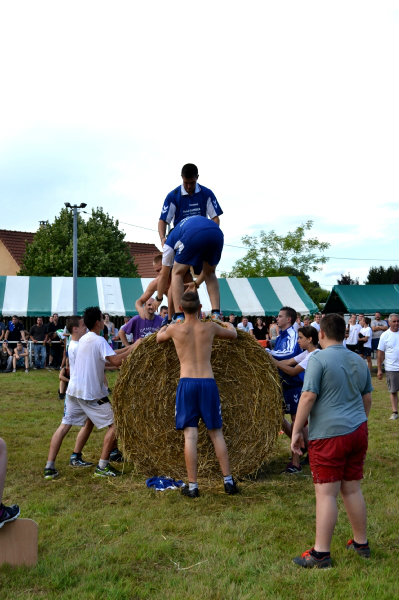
113;329;282;481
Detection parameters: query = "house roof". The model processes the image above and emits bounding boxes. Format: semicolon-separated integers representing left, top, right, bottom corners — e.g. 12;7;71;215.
0;229;35;266
0;229;160;278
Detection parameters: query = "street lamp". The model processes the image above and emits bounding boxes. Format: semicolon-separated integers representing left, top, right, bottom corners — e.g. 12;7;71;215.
64;202;87;315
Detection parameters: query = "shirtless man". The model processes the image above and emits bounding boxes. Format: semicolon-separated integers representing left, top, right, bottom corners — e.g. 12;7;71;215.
156;290;238;497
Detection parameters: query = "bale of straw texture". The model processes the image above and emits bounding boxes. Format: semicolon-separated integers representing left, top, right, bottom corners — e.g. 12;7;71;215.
113;329;282;481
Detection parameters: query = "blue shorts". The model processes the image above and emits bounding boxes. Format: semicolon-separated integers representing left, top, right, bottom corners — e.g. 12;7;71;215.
175;378;223;430
16;358;25;368
174;222;224;273
283;387;302;416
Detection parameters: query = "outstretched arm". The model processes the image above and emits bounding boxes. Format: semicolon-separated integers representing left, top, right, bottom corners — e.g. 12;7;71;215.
213;322;237;340
156;325;173;344
135;278;158;318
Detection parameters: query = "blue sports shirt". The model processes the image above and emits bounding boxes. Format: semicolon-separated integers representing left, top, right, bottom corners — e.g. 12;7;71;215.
159;184;223;226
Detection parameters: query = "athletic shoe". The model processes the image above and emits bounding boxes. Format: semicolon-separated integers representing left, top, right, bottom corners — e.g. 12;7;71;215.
282;462;302;474
210;311;223;322
224;479;239;495
346;539;371;558
25;369;29;373
93;464;122;478
44;468;59;480
109;448;124;463
69;455;94;467
0;503;20;528
58;392;66;400
389;412;398;420
181;486;199;498
171;314;185;325
293;548;332;568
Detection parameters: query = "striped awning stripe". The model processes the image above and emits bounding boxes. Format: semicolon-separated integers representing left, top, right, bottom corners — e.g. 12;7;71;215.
0;276;318;317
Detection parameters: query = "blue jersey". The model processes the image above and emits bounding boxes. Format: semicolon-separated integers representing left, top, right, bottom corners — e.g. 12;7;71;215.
159;184;223;226
271;326;303;389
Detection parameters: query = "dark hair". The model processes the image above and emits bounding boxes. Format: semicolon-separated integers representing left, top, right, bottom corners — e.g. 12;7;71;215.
66;316;81;334
153;253;162;264
181;163;198;178
298;325;319;346
160;305;168;312
280;306;297;326
83;306;102;331
364;317;371;326
320;313;346;342
181;291;200;314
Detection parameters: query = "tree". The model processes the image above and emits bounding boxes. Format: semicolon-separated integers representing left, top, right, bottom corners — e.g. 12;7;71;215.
224;221;330;278
19;207;139;277
337;273;359;285
364;265;399;285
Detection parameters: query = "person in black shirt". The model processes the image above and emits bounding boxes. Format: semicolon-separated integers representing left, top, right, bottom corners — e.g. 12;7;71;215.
253;317;268;341
5;316;26;348
30;317;47;369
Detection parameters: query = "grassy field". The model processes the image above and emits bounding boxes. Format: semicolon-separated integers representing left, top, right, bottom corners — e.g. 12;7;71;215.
0;369;398;599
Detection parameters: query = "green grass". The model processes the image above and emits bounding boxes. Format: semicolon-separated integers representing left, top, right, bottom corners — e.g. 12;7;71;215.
0;370;398;599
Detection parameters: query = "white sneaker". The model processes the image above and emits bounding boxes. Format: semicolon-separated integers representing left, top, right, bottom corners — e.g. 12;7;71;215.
389;412;398;420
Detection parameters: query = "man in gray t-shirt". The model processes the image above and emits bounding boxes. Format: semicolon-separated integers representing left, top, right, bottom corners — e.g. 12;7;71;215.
371;312;388;352
291;314;372;569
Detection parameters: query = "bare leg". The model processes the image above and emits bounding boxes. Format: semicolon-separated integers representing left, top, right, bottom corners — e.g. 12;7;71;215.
47;424;72;462
203;263;220;310
183;427;198;481
314;481;341;552
0;438;7;503
208;429;231;476
341;479;367;544
290;415;300;468
282;418;292;437
390;392;398;412
73;420;94;454
171;263;188;313
100;424;117;461
366;355;372;373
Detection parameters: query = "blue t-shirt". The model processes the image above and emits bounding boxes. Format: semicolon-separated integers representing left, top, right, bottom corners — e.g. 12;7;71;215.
159;184;223;226
303;344;372;440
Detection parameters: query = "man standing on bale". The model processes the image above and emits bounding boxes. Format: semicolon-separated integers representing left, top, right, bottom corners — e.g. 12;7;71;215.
377;313;399;420
157;290;238;497
158;163;223;247
155;215;224;324
291;314;372;568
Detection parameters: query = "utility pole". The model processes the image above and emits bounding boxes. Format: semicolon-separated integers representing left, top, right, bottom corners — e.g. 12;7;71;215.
64;202;87;315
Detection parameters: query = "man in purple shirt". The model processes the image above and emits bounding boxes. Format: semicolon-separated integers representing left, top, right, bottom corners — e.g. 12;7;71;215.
119;298;163;346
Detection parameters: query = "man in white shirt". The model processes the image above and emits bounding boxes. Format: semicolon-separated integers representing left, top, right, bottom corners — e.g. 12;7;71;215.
237;317;254;336
44;308;133;480
377;314;399;420
311;313;322;332
345;314;362;352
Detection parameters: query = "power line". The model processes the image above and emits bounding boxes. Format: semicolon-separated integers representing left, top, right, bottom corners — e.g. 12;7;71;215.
119;221;398;262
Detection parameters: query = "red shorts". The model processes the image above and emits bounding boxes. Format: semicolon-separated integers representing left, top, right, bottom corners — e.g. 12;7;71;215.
308;421;368;484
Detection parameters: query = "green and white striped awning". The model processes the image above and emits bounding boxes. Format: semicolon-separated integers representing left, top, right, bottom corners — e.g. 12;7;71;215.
0;276;318;317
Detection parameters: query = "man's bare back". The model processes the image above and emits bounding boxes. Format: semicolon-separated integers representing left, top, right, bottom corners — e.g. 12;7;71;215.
157;315;236;378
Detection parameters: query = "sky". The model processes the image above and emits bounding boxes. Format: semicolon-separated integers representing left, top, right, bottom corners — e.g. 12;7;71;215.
1;1;398;290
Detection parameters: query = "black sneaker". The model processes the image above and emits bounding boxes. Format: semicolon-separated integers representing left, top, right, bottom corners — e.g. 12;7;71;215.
300;454;309;466
346;539;371;558
93;464;122;478
181;486;199;498
58;392;66;400
224;478;239;495
282;462;302;474
109;448;124;463
44;467;59;480
69;455;94;467
0;503;20;528
293;548;332;568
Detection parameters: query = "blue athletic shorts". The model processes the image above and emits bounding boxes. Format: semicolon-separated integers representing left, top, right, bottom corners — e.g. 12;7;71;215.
283;387;302;416
175;378;223;430
174;221;224;273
